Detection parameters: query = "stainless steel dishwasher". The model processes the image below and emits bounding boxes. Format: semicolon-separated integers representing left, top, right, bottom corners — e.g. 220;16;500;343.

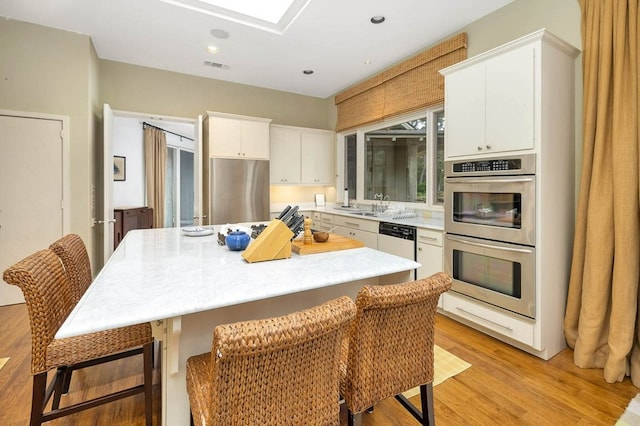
378;222;417;279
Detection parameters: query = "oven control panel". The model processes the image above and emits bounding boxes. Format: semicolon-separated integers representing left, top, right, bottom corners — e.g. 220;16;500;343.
453;158;520;173
445;154;536;177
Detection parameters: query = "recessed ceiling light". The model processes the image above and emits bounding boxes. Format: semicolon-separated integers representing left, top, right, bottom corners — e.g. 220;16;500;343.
210;28;229;39
303;70;314;75
370;15;385;24
364;60;372;65
206;45;219;53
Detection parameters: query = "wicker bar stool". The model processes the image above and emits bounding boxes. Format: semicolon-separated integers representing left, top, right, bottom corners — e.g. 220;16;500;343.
3;248;154;426
340;272;452;426
48;233;154;422
185;296;356;426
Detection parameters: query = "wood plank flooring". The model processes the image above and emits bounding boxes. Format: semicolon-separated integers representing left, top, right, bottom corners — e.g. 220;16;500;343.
0;302;636;425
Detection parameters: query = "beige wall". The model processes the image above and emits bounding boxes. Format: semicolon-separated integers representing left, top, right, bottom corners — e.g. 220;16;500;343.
99;60;333;130
0;18;95;255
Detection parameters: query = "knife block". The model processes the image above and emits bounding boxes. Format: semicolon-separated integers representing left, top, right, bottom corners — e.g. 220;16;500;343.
241;219;293;263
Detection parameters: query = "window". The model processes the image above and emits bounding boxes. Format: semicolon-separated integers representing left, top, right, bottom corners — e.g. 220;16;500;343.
341;107;444;209
344;133;357;200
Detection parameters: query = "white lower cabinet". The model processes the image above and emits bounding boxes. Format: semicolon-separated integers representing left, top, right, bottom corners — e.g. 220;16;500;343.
333;215;378;249
416;229;444;307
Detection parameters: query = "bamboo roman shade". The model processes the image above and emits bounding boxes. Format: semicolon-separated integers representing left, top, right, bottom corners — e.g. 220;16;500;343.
335;33;467;132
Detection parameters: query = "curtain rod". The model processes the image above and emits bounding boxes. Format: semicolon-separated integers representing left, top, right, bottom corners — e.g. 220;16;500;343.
143;122;194;141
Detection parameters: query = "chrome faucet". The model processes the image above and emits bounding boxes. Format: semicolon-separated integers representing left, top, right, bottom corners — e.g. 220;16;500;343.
372;193;387;213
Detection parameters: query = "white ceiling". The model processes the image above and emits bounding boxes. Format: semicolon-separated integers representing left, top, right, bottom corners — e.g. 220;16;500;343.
1;0;513;99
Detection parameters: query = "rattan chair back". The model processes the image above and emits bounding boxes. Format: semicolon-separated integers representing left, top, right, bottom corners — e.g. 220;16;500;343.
186;295;356;426
341;272;452;417
3;249;76;374
49;233;92;303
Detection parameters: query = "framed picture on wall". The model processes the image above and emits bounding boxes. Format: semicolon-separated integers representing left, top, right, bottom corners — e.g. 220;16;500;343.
114;156;126;181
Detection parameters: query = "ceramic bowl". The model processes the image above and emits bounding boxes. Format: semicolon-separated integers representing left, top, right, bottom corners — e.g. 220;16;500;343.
313;231;330;243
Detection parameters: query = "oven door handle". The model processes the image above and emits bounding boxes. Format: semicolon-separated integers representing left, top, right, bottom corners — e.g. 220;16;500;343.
446;235;533;254
445;177;534;184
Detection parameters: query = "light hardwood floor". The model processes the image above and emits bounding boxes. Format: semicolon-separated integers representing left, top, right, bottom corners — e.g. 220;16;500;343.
0;302;636;425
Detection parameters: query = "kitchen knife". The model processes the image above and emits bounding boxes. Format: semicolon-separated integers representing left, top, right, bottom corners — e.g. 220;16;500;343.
289;215;305;234
285;206;299;225
277;205;291;220
280;205;298;225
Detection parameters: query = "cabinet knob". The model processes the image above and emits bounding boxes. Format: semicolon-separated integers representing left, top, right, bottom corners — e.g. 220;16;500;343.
486;145;492;150
477;146;483;151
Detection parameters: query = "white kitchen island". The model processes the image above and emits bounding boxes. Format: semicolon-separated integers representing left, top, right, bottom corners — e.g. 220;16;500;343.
56;226;420;425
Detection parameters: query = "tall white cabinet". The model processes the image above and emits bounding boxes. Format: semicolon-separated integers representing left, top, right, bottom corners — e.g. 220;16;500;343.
440;29;580;359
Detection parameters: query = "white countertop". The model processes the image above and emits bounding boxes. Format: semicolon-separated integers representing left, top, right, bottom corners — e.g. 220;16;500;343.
56;226;420;339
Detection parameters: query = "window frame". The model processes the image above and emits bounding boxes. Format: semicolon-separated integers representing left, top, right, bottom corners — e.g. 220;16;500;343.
337;106;444;212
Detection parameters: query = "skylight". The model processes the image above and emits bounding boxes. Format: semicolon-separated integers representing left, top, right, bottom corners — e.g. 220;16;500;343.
160;0;310;34
198;0;296;24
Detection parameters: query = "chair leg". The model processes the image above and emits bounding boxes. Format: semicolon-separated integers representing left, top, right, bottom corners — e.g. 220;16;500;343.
143;341;153;426
420;384;435;426
394;383;435;425
347;411;362;426
62;368;73;393
51;367;67;409
30;372;47;426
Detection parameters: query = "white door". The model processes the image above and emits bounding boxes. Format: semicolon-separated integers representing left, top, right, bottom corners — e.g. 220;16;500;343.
0;114;65;306
102;104;116;265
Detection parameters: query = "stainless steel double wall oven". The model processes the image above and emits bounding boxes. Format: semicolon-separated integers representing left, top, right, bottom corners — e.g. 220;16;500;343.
444;154;536;319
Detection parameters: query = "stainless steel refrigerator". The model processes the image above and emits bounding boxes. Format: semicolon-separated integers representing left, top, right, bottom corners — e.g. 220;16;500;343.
208;158;270;225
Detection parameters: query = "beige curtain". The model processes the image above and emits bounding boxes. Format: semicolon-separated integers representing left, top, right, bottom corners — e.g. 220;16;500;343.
565;0;640;386
144;126;167;228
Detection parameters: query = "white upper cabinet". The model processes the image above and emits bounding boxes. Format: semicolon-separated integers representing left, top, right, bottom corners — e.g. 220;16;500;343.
270;124;334;185
270;126;301;184
441;29;576;159
300;131;334;185
205;112;271;160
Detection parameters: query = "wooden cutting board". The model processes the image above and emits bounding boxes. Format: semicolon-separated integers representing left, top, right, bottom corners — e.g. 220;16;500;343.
292;233;365;255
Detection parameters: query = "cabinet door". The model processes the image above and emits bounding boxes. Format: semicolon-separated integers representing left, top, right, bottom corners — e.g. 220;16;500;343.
333;225;378;249
301;132;333;185
416;242;443;279
485;46;535;153
210;116;269;159
241;119;270;159
445;63;486;158
209;116;242;158
270;127;301;184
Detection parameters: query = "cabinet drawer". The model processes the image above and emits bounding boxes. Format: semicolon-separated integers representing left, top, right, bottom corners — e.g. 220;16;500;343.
333;215;378;233
443;293;535;347
320;213;333;224
334;225;378;249
417;229;442;246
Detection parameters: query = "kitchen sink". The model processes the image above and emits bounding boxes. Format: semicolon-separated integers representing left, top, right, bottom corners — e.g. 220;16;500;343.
351;211;377;217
